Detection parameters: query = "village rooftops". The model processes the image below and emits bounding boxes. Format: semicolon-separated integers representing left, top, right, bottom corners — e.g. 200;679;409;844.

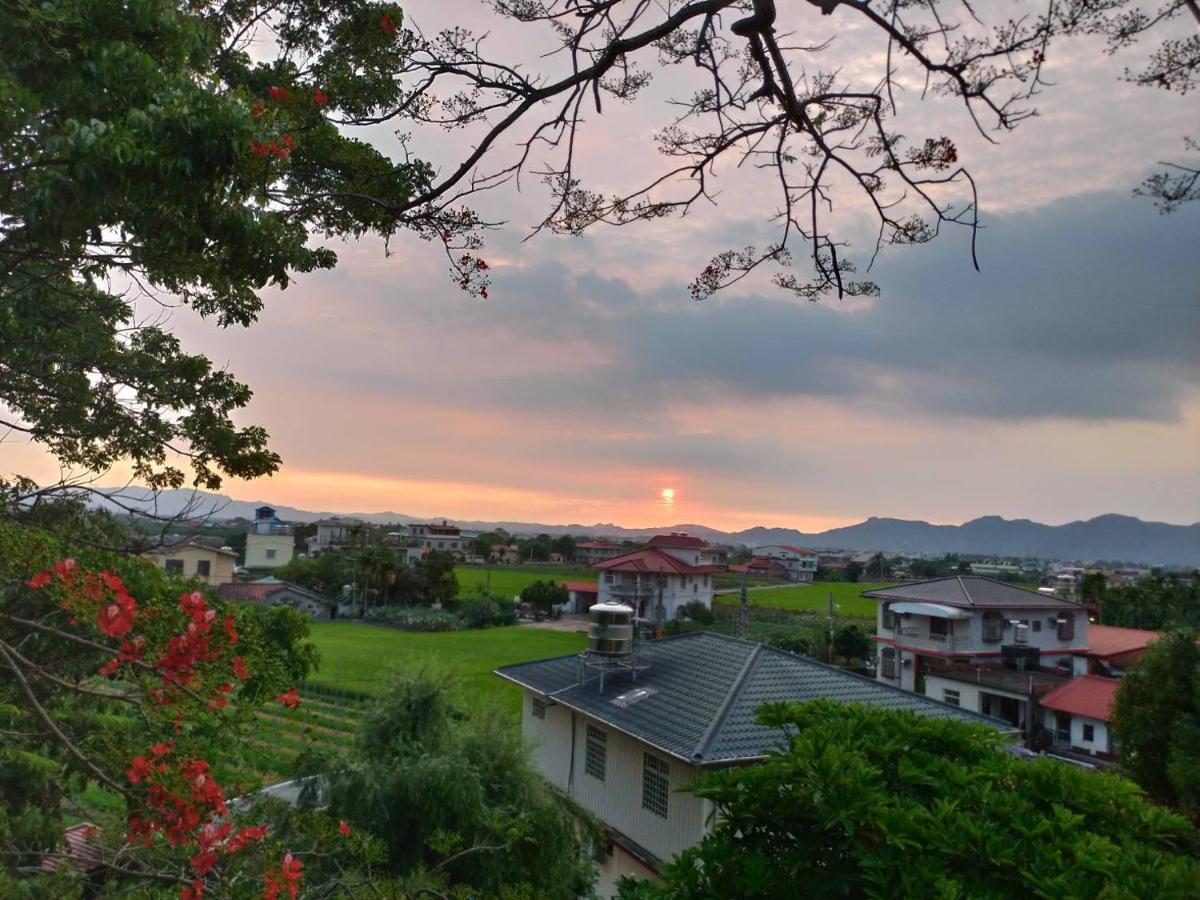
863;576;1080;610
496;632;1010;767
146;540;238;558
1039;675;1119;722
1085;625;1159;661
590;546;723;576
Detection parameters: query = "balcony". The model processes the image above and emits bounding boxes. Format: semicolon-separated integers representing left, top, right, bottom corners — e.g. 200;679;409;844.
893;625;969;652
607;583;656;600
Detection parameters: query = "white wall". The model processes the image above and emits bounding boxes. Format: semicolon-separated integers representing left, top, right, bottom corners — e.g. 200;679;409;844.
597;573;713;619
1043;708;1111;755
245;533;294;569
521;690;710;865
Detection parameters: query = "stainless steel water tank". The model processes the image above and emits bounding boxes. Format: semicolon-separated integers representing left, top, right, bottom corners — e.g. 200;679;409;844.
588;602;634;657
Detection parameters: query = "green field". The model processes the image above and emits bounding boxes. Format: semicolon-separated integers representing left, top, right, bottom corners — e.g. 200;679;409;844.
715;581;893;618
454;564;597;599
305;622;586;715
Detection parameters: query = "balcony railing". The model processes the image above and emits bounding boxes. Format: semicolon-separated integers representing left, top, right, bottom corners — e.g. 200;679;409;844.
608;583;656;599
894;626;966;650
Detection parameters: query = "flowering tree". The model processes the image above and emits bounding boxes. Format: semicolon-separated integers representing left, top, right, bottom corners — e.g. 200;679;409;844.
0;521;380;897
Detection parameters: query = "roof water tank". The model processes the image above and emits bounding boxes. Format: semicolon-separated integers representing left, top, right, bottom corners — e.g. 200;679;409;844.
588;602;634;657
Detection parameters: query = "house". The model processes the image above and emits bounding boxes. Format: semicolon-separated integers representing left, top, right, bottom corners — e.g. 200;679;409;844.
1040;675;1120;759
490;543;521;564
576;541;626;564
305;517;363;556
1083;624;1159;674
591;538;722;622
217;578;338;619
407;521;468;557
244;505;294;571
754;545;819;582
496;631;1008;897
728;557;789;580
144;541;238;586
645;533;725;567
866;576;1089;731
564;581;600;614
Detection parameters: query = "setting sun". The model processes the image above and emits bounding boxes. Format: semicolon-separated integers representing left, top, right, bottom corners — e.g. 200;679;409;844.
661;487;675;502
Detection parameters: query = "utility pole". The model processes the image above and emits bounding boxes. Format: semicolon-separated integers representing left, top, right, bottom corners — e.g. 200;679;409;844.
827;591;835;663
736;575;749;639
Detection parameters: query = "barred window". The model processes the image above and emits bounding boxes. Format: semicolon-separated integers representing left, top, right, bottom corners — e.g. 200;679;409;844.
641;753;670;818
943;689;960;707
532;697;546;720
585;726;606;781
881;647;897;679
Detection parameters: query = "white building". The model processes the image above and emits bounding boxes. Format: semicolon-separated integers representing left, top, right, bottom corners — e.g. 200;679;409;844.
144;541;238;587
1039;675;1120;758
496;632;1008;897
305;517;363;556
244;505;293;571
754;545;819;582
406;521;468;557
591;536;721;622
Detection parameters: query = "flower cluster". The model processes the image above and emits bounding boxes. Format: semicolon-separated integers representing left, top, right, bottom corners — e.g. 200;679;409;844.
27;558;138;640
264;851;304;900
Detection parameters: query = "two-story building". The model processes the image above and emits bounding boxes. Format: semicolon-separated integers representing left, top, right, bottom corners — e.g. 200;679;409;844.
144;541;237;587
406;521;467;557
305;517;363;556
754;545;819;582
1040;675;1120;760
576;541;625;564
244;505;294;572
866;577;1089;731
497;631;1008;897
591;537;722;621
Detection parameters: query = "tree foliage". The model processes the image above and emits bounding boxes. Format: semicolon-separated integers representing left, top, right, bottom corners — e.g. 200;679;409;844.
520;579;568;613
1113;629;1200;821
619;700;1200;899
1099;575;1200;629
319;665;597;898
0;0;484;500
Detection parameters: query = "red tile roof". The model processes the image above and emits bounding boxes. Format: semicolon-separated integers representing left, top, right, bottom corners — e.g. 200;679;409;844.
761;544;818;555
564;581;599;594
592;547;723;575
1086;625;1159;659
645;534;707;550
1039;675;1119;722
218;582;285;602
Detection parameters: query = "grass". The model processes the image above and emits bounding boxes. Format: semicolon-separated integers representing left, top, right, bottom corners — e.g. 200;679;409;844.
454;564;596;599
305;622;586;716
714;581;893;619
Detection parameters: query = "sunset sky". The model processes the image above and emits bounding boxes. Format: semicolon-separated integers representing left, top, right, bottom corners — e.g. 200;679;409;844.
9;3;1200;532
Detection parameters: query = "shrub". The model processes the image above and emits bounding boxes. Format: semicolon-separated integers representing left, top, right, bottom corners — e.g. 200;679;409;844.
520;580;569;614
364;606;463;632
678;600;715;625
458;591;517;629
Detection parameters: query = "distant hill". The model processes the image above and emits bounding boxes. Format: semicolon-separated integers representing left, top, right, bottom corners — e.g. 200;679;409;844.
86;488;1198;566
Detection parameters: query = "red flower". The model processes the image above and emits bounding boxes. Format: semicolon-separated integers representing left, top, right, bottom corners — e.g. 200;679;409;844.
98;657;119;677
380;13;397;36
312;89;328;107
267;85;290;102
25;571;52;589
126;755;152;783
275;688;301;709
281;135;296;151
223;615;239;645
190;850;219;877
338;820;352;836
97;596;135;637
53;558;77;577
281;851;303;899
181;880;205;900
151;741;174;757
232;656;250;680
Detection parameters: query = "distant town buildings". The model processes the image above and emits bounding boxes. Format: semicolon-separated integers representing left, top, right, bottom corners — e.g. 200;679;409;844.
753;545;819;582
592;534;722;621
305;517;363;556
575;541;625;564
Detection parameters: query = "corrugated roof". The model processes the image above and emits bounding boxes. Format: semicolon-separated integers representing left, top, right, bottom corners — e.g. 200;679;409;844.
591;547;722;575
1086;625;1159;659
1039;675;1119;721
496;632;1009;766
863;576;1078;610
564;581;599;593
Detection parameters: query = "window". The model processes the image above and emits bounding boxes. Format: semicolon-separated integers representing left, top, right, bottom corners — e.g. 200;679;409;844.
584;725;606;781
943;688;960;707
604;573;614;584
881;647;897;679
196;560;211;577
1032;620;1042;633
929;617;950;636
265;548;277;560
1057;614;1075;641
881;606;898;629
165;559;184;574
1082;723;1095;742
642;753;670;818
982;613;1005;642
532;697;546;720
1055;714;1070;742
693;583;698;593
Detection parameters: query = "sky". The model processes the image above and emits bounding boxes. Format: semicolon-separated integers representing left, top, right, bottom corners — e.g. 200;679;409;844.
9;2;1200;532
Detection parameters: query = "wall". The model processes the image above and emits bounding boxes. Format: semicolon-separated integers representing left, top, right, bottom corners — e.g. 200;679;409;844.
598;573;714;619
877;603;1088;662
245;533;294;569
1043;708;1111;755
147;547;234;587
922;675;1029;715
521;690;710;866
595;844;659;899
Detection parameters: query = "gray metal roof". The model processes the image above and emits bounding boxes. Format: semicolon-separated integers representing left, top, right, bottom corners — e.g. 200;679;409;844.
495;632;1010;766
863;576;1079;610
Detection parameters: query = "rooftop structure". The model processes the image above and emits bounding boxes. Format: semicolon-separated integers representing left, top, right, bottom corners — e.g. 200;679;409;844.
864;576;1080;610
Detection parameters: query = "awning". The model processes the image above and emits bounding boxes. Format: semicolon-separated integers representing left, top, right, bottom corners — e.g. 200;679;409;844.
889;601;972;620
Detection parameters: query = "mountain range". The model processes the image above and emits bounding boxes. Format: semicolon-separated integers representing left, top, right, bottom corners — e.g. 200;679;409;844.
87;488;1199;567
